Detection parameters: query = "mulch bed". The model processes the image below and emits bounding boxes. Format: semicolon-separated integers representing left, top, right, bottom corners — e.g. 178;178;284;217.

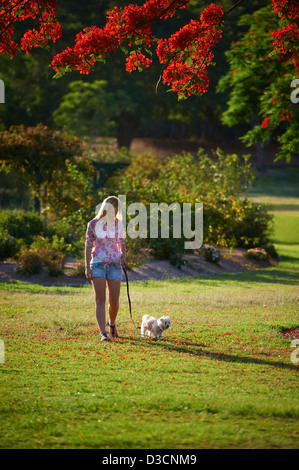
0;247;279;286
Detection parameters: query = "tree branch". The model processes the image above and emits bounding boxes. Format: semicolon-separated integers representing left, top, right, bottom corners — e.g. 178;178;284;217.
223;0;247;18
155;0;248;95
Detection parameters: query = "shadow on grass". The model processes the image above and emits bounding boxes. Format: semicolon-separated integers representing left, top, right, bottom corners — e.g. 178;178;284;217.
270;204;299;211
127;335;298;372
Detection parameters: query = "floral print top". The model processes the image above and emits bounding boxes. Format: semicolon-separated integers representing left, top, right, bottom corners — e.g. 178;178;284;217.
85;217;125;264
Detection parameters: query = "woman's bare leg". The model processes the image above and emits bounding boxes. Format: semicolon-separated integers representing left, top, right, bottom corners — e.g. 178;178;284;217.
107;278;121;337
91;277;107;335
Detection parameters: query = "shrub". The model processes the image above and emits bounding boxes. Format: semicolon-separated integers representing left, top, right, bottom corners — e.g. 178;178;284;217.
29;236;65;276
149;237;185;267
203;198;274;249
16;250;43;274
200;244;220;263
72;259;86;277
46;211;92;258
46;213;85;244
0;124;93;220
47;253;65;277
231;202;274;248
0;210;44;245
244;247;270;262
103;150;273;251
261;242;279;259
0;229;19;261
30;234;71;257
125;237;148;270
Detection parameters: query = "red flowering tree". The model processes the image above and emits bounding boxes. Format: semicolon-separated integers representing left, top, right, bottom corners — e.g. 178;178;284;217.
49;0;227;100
1;1;298;100
0;0;298;158
218;3;298;164
0;0;62;56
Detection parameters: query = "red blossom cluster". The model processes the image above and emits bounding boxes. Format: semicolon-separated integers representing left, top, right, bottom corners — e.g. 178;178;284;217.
156;4;224;97
279;109;293;120
271;23;299;53
0;0;61;57
51;0;190;76
1;1;298;100
258;1;299;136
272;0;299;19
271;0;299;60
126;51;152;72
261;116;271;129
51;1;223;98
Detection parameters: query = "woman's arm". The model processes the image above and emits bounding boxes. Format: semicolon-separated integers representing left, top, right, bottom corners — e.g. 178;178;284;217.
85;220;96;279
85;245;92;279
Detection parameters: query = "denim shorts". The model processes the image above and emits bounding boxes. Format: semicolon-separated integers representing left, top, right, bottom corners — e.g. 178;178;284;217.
91;262;123;280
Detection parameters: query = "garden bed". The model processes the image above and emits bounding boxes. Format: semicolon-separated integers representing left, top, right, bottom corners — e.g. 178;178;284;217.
0;247;279;286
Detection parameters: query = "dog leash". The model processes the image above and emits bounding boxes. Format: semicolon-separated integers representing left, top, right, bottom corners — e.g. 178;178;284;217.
122;265;140;333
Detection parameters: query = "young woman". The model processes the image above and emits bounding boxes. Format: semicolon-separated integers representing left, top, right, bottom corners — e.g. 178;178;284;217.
85;196;126;341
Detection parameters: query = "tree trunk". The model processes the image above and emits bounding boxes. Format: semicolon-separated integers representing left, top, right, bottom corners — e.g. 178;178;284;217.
256;141;266;172
114;111;140;149
250;115;267;172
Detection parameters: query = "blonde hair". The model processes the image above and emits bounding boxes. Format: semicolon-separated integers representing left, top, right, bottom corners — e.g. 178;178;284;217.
95;196;122;221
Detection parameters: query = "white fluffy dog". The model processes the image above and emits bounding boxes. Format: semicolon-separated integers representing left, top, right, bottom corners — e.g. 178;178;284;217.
141;314;171;340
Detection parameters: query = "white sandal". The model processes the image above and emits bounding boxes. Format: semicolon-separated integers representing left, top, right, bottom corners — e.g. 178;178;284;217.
101;332;109;341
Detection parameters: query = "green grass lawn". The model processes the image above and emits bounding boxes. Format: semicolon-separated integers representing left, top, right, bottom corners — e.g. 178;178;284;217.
0;169;298;449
